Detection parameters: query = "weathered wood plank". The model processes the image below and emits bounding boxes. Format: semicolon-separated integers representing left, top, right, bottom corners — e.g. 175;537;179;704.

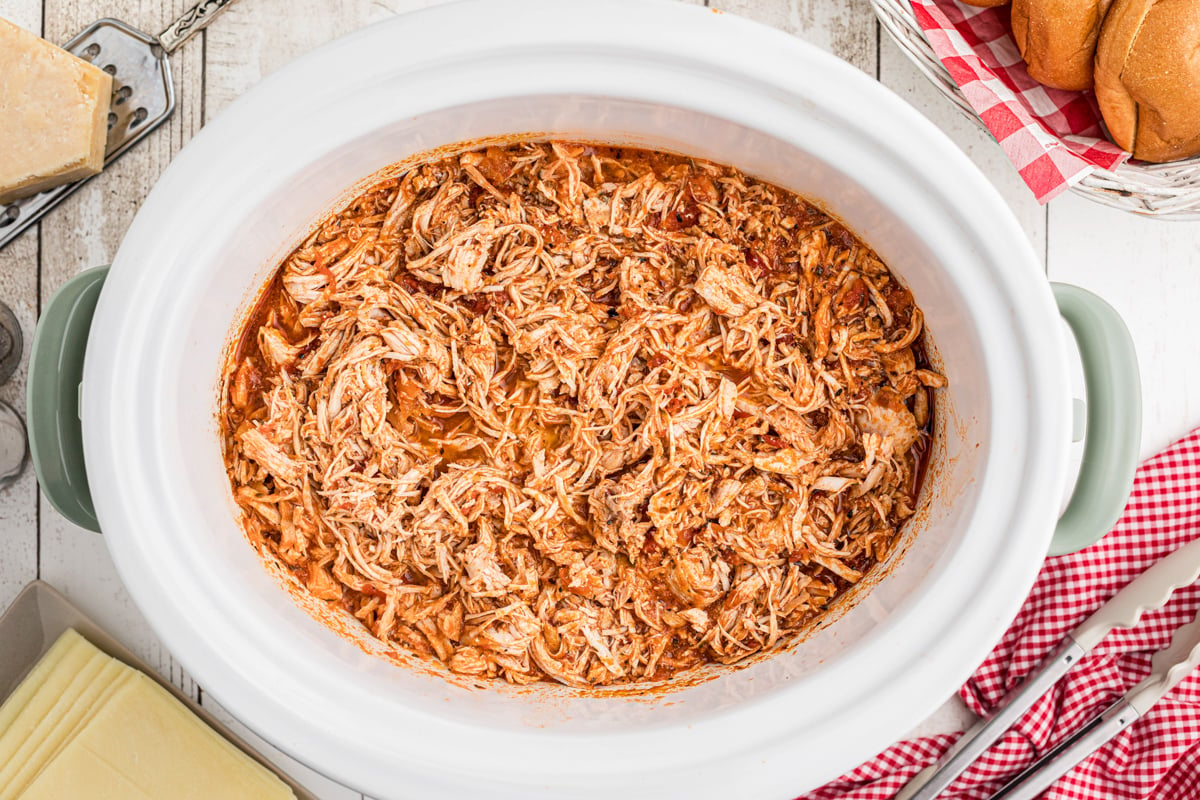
204;0;708;121
0;0;38;30
204;0;448;120
36;0;205;697
1048;192;1200;460
0;242;39;613
711;0;878;75
0;0;44;612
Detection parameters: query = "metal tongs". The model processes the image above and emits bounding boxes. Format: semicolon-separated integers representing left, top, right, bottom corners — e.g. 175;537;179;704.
898;536;1200;800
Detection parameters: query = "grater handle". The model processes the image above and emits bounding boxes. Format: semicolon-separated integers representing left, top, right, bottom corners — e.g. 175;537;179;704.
157;0;240;54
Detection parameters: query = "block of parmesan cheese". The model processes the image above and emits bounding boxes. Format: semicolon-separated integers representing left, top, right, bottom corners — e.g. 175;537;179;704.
0;629;297;800
0;18;112;203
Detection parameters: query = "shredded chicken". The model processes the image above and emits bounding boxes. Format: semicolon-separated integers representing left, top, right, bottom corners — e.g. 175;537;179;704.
221;141;945;687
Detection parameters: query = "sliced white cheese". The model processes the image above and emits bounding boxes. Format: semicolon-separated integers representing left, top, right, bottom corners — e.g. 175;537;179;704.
0;642;111;795
0;17;112;203
0;629;91;734
18;673;296;800
0;630;296;800
18;746;154;800
0;664;131;799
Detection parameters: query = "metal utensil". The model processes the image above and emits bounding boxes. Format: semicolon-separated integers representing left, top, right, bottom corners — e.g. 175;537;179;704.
0;402;26;490
0;0;239;251
988;606;1200;800
898;535;1200;800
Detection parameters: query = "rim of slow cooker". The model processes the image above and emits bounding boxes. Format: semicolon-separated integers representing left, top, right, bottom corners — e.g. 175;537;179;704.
82;2;1070;797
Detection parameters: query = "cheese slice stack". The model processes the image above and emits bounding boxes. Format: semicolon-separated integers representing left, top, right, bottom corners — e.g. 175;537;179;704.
0;18;113;203
0;629;297;800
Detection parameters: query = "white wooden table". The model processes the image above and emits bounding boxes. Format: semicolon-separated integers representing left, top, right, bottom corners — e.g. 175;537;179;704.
1;0;1196;796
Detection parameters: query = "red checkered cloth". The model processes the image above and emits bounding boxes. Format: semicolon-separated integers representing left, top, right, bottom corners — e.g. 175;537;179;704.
799;426;1200;800
909;0;1129;203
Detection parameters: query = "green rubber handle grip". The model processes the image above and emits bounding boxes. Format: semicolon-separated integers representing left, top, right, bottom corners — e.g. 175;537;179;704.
1049;283;1141;556
27;266;107;533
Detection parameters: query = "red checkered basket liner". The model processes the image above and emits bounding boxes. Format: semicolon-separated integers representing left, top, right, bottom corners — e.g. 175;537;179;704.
799;426;1200;800
908;0;1128;203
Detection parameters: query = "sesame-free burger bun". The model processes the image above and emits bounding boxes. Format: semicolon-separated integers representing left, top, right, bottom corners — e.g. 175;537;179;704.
1011;0;1113;90
1095;0;1200;162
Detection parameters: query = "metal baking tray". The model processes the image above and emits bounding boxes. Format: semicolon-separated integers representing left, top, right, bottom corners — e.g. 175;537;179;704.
0;580;316;800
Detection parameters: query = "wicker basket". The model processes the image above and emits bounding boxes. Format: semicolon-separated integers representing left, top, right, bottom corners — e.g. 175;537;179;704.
872;0;1200;218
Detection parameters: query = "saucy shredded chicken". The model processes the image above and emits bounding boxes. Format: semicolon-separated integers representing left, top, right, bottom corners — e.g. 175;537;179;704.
222;141;945;687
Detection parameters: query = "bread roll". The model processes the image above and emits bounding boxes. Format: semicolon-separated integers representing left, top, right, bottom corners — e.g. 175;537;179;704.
1095;0;1200;162
961;0;1010;7
1011;0;1113;90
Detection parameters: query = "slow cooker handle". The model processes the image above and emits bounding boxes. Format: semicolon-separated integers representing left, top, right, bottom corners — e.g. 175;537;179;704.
1049;283;1141;556
26;266;108;533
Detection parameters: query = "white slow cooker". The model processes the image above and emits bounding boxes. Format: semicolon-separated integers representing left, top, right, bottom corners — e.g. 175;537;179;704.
27;1;1141;797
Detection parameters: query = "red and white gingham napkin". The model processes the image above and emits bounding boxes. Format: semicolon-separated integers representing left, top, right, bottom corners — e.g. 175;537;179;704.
909;0;1130;203
799;426;1200;800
